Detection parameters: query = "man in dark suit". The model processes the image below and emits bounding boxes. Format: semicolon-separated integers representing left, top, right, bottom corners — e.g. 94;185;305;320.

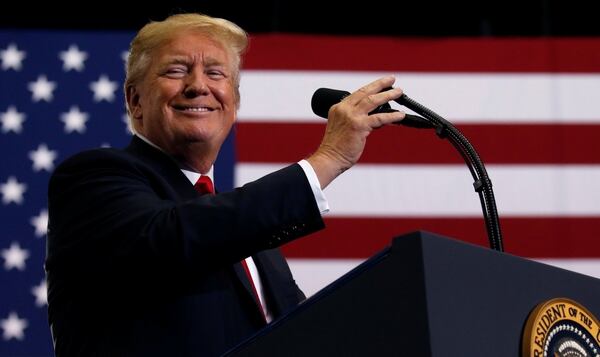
45;13;406;356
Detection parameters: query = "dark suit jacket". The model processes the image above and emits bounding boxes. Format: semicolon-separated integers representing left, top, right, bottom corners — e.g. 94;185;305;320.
45;136;325;356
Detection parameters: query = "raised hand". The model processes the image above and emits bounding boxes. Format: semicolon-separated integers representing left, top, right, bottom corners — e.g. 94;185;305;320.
307;76;405;188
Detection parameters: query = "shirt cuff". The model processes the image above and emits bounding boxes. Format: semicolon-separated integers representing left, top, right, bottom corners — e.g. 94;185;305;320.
298;159;330;214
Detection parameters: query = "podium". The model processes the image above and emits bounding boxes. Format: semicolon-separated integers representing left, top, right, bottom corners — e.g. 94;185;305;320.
225;231;600;356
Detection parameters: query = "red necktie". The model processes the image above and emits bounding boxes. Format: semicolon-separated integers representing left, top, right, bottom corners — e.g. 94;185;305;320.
194;175;215;195
193;175;267;322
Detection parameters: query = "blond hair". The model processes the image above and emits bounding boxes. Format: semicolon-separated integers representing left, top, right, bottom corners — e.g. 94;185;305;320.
124;13;248;128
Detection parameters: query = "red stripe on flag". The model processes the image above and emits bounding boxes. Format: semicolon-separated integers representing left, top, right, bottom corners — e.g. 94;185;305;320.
245;36;600;72
236;122;600;164
280;217;600;259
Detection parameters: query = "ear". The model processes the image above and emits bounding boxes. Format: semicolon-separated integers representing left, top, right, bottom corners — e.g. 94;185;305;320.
126;84;143;120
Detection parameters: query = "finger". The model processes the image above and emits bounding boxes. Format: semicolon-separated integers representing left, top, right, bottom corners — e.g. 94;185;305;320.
343;75;397;105
367;110;406;129
356;87;404;114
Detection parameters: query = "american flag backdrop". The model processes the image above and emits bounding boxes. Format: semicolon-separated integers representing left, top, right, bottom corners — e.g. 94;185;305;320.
2;30;600;356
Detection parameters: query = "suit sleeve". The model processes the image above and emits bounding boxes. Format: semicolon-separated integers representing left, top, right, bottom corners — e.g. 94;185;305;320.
46;149;324;294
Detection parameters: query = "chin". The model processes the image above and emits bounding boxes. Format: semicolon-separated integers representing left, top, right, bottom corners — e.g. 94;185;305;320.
179;132;214;146
190;126;228;143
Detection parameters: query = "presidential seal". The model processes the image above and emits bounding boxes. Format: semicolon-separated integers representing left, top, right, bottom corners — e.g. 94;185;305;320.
522;298;600;357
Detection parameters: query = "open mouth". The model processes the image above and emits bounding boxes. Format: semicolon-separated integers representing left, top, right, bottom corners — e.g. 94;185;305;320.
172;104;215;112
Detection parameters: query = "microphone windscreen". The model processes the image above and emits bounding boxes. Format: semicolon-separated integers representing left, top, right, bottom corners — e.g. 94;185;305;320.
311;87;434;129
311;88;350;119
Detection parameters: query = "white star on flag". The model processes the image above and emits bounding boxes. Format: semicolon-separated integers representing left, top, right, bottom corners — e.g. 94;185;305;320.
31;280;48;307
0;312;28;341
1;242;29;271
60;106;88;133
1;106;26;134
0;43;26;71
30;209;48;238
90;74;118;102
121;50;129;71
28;143;58;172
123;112;133;134
28;75;56;102
59;45;88;72
0;176;27;205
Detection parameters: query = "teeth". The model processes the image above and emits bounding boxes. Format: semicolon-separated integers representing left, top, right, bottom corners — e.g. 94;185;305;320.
180;107;210;112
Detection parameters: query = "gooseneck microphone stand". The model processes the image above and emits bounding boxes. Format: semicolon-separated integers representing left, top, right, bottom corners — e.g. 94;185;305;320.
397;94;504;252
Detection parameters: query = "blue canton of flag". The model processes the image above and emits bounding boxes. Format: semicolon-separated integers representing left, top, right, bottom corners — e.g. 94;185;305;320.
0;29;237;356
0;29;133;356
0;29;163;356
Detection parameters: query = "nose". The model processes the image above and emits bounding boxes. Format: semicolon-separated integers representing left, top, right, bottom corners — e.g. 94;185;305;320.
183;72;210;98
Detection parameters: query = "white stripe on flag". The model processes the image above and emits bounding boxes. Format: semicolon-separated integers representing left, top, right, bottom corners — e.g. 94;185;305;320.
238;70;600;122
236;163;600;216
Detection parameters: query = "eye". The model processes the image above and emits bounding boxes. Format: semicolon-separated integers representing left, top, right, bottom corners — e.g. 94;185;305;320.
163;66;188;78
206;69;226;79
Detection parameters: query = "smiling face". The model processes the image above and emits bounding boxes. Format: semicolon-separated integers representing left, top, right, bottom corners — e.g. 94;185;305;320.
127;30;237;172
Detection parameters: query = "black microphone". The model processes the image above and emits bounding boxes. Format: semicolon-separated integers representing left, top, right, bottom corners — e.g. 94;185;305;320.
311;88;434;129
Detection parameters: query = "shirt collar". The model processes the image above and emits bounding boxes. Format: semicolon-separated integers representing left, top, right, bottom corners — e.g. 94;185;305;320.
180;167;214;185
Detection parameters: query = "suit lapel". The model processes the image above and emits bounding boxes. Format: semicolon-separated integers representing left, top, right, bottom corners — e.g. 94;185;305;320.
233;262;255;301
125;136;198;200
